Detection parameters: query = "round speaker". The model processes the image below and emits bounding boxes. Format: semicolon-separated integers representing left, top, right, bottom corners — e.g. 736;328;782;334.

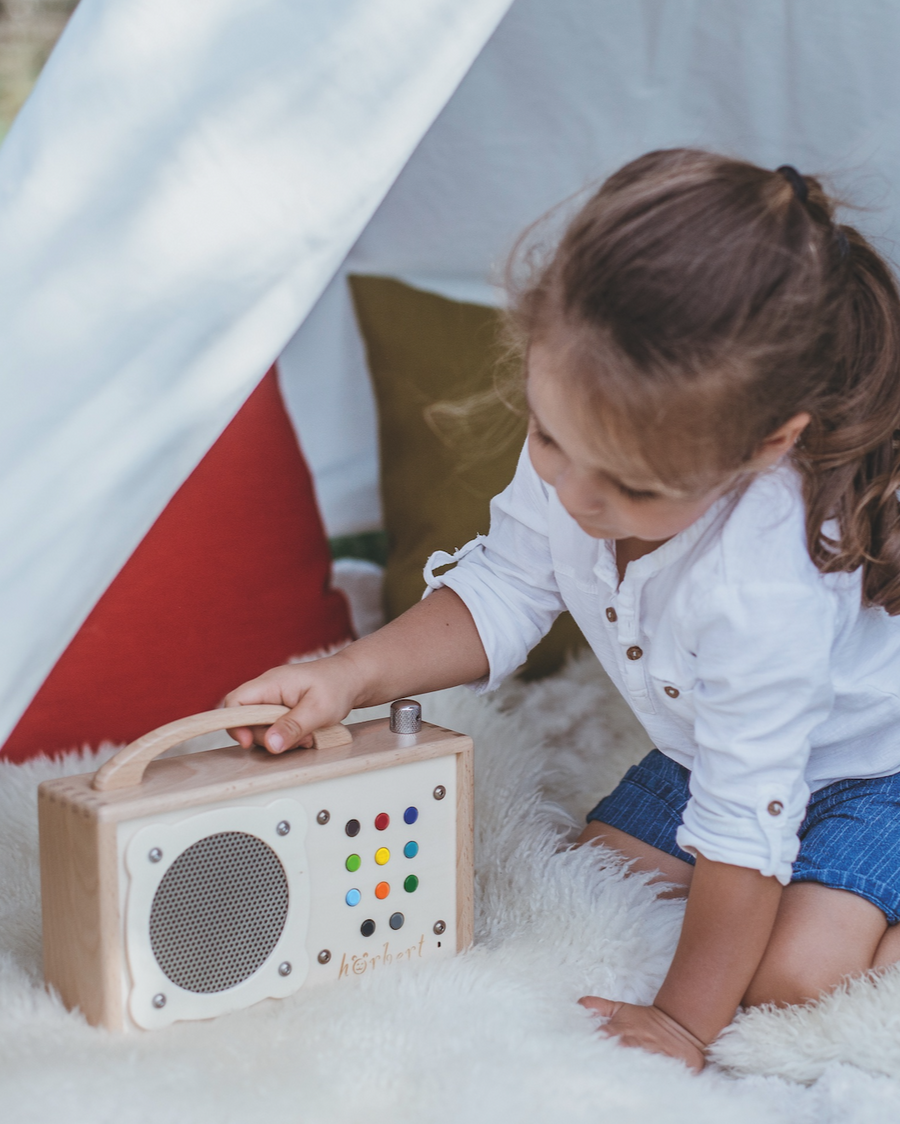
149;831;289;994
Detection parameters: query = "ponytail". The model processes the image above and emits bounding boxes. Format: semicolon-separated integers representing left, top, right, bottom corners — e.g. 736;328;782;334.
796;229;900;614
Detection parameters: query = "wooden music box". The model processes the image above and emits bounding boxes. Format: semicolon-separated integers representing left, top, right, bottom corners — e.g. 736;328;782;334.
38;700;473;1030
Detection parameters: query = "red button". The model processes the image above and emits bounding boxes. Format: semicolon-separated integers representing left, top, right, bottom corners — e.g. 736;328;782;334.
375;813;390;831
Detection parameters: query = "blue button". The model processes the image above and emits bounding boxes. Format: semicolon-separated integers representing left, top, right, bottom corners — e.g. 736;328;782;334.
403;840;418;859
345;888;361;907
403;806;418;825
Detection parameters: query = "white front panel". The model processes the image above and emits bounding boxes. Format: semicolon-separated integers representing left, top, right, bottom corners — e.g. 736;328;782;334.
117;754;458;1029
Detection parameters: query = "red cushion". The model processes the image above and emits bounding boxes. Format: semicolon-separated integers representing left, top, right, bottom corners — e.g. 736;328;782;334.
2;367;353;761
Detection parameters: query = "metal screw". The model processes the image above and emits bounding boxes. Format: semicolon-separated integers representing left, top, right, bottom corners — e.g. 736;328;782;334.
152;993;166;1009
278;961;292;977
390;698;422;734
316;810;330;825
433;785;446;801
433;920;446;935
317;949;331;964
276;821;291;836
148;848;163;863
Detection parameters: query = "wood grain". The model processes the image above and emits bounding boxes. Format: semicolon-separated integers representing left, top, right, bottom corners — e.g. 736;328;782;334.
39;787;123;1028
92;707;351;792
455;738;475;951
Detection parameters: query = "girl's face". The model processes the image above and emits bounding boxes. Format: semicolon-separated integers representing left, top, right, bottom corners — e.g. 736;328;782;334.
526;342;726;543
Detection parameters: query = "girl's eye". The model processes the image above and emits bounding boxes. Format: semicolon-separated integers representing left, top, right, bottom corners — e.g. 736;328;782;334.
532;427;556;449
613;479;658;502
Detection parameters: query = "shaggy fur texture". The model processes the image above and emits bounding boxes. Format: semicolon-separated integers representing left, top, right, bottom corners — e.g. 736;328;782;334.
1;652;899;1122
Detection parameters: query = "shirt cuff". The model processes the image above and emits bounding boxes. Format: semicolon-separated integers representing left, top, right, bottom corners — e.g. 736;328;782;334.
675;781;808;885
422;537;546;692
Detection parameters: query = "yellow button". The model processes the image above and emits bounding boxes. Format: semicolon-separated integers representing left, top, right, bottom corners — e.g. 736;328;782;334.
767;801;784;817
375;847;391;865
606;607;617;623
664;686;679;699
626;646;643;661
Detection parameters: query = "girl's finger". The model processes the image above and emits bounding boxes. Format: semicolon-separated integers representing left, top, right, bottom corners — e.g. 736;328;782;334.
226;725;254;748
578;995;619;1018
265;711;312;753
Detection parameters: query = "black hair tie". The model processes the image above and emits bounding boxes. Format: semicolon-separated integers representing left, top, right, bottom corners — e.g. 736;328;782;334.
776;164;809;203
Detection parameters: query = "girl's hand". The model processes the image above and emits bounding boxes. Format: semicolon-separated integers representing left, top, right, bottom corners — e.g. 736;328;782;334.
224;650;364;754
579;996;706;1072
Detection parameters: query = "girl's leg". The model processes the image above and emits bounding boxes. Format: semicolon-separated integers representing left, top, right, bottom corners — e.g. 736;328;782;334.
743;882;890;1007
575;820;694;897
873;921;900;967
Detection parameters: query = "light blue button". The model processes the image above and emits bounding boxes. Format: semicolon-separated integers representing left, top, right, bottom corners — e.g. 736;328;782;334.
403;841;418;859
345;888;361;906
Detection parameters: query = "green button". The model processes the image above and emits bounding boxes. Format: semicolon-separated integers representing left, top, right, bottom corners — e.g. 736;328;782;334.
403;874;419;893
346;853;361;872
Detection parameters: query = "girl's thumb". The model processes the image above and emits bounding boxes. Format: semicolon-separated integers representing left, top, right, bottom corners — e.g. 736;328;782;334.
578;995;619;1018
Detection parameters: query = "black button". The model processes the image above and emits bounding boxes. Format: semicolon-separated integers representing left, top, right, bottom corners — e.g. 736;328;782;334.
389;912;405;930
345;819;360;837
360;919;376;937
606;607;618;623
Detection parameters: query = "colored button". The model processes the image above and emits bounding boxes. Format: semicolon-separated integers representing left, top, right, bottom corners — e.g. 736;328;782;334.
403;840;419;859
375;812;390;831
375;847;390;865
403;875;419;893
360;919;376;937
403;806;418;825
389;912;404;930
606;607;617;623
345;854;361;872
768;801;784;817
375;881;390;899
664;686;679;699
345;888;361;907
345;819;360;837
626;646;643;661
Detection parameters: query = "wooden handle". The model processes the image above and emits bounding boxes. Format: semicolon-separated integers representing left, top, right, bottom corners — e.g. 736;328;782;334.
91;706;352;792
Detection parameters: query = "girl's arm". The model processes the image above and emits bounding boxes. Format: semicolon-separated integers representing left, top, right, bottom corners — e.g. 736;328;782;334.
581;855;782;1069
225;587;489;752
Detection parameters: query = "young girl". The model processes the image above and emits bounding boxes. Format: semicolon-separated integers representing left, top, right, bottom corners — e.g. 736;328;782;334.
226;149;900;1071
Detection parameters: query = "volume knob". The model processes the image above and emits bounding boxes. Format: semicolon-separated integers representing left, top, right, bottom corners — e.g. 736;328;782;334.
390;699;422;734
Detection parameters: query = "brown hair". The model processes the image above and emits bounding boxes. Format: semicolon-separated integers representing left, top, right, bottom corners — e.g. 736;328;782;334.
508;148;900;614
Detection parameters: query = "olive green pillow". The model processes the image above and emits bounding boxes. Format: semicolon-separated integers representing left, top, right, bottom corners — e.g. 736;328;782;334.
349;274;585;680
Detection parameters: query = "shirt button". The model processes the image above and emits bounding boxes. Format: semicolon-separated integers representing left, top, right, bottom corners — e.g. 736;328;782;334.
767;801;784;816
606;607;618;623
664;686;679;699
626;646;643;661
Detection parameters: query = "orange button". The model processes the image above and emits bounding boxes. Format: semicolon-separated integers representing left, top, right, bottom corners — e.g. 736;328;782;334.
375;881;390;899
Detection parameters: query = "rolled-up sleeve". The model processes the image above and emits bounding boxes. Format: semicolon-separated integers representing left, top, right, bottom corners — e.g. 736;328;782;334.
675;582;836;884
422;443;566;692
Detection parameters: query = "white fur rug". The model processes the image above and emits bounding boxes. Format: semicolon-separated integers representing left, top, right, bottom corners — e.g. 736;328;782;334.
2;652;900;1123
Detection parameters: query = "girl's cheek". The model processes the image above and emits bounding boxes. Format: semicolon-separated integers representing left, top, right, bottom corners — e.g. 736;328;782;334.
527;434;560;486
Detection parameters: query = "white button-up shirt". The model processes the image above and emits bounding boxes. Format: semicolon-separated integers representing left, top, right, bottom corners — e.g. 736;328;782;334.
424;444;900;884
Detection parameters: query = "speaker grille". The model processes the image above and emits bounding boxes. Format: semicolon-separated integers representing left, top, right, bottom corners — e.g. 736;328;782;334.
149;831;289;994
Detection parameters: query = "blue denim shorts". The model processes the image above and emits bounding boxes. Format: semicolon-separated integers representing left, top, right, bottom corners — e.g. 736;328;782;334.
587;749;900;923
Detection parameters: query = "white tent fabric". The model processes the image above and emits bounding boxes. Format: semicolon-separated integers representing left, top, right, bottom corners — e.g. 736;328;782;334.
0;0;513;746
281;0;900;537
6;0;900;746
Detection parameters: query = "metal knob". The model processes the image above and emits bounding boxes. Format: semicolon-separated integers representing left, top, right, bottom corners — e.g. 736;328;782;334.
390;699;422;734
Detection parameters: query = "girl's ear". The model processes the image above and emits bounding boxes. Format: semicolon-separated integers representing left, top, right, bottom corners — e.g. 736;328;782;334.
749;412;811;470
